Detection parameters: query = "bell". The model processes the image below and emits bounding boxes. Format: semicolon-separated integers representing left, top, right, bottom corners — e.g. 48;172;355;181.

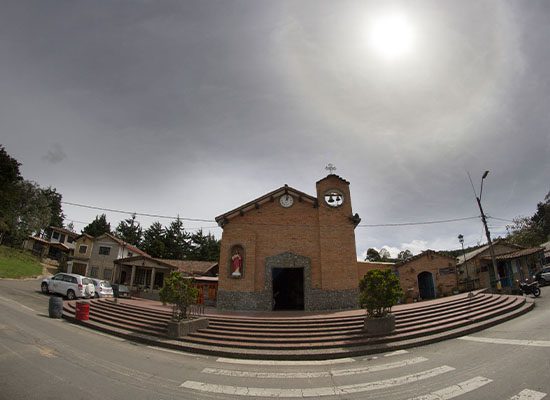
328;195;335;203
336;195;341;203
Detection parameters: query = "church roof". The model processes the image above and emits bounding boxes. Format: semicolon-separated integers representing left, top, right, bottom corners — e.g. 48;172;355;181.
316;174;350;185
215;184;318;226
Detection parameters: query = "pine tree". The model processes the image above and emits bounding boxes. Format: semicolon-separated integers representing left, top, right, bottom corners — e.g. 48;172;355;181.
142;221;166;258
189;229;221;261
82;214;111;237
115;213;143;247
163;217;191;259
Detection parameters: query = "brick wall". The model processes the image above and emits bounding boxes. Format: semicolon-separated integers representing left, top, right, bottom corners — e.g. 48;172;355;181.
217;175;359;310
396;251;458;299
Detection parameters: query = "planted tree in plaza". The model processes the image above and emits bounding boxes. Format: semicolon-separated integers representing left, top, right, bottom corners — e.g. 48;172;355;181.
359;269;403;335
159;271;198;321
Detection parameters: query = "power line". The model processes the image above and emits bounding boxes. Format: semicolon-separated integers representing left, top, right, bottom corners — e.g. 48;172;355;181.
358;216;479;227
62;200;484;229
61;201;213;223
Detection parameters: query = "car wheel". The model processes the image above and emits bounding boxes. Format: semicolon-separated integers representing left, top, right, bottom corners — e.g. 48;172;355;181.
94;292;99;299
538;279;546;287
67;290;76;300
41;283;49;294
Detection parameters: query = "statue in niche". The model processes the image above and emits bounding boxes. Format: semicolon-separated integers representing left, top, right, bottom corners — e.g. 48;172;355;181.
230;246;244;278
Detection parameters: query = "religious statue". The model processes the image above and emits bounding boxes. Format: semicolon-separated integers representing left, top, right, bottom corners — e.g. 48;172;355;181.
231;249;243;277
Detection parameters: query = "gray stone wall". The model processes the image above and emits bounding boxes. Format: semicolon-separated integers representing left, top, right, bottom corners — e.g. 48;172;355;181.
217;251;359;311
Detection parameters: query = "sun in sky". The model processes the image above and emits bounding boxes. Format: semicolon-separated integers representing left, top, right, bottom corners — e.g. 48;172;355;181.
367;12;416;60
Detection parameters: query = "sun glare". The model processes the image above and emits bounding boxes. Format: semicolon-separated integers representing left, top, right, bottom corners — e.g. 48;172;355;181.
368;13;416;60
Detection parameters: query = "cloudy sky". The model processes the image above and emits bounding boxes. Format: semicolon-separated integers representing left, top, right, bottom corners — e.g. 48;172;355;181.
2;0;549;258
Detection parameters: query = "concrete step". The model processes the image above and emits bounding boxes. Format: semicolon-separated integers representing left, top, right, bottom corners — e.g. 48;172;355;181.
61;292;533;360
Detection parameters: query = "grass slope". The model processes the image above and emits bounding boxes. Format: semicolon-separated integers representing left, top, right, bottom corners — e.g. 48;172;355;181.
0;245;43;278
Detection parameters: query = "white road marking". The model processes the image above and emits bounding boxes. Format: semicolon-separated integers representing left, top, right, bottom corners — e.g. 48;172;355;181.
459;336;550;347
215;357;355;366
407;376;492;399
0;295;35;312
181;365;455;397
510;389;547;400
203;356;428;379
384;349;409;357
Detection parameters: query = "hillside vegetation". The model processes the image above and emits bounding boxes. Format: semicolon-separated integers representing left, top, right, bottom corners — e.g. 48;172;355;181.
0;245;43;278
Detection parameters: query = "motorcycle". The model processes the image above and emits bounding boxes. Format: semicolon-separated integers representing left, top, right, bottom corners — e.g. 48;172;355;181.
517;279;541;297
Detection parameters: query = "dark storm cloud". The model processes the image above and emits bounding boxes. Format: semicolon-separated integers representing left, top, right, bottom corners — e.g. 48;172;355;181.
1;0;549;256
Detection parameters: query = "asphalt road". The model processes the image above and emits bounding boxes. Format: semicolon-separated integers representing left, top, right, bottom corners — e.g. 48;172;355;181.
1;278;549;400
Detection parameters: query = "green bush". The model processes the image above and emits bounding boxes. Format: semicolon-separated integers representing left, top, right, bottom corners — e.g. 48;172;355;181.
359;269;403;318
159;271;199;321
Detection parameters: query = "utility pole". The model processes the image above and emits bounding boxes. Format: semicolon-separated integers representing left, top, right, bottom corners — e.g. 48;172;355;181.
475;171;501;290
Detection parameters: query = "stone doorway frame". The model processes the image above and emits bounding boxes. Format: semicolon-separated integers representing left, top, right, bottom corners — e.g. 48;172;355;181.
265;252;312;311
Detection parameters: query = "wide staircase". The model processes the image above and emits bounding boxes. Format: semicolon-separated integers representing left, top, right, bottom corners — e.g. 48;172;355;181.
62;291;533;360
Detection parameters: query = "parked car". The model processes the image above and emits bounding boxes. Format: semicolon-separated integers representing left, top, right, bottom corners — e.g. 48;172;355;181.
91;278;114;298
111;283;131;298
41;273;95;300
535;266;550;286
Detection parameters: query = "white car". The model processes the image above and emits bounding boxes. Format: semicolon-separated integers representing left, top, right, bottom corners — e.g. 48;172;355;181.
91;278;114;298
41;273;95;300
536;266;550;286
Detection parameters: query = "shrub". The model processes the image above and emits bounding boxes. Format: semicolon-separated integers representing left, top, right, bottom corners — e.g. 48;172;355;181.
159;271;199;321
359;269;403;318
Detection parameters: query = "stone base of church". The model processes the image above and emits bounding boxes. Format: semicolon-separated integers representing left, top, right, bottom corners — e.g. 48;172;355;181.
216;288;358;312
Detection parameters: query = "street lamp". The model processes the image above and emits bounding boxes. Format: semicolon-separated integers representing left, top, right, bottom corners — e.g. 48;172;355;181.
458;234;470;290
475;171;501;290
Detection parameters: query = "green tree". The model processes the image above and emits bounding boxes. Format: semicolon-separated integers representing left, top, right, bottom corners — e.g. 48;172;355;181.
142;221;166;258
164;217;191;259
159;271;198;321
379;248;391;261
189;229;220;261
41;187;64;228
0;145;23;244
506;191;550;247
9;181;52;244
115;213;142;247
359;269;403;318
82;214;111;237
506;216;545;247
365;248;381;262
397;249;413;260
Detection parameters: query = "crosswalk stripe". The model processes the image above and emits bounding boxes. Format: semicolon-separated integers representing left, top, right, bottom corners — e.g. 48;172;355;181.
203;356;428;378
407;376;492;399
215;357;355;366
459;336;550;347
510;389;547;400
181;365;455;397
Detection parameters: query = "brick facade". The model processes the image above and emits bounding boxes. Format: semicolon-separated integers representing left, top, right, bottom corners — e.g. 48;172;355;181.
396;250;458;301
216;175;360;311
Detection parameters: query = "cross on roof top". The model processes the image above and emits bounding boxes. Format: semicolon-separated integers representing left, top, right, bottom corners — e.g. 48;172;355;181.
325;163;337;174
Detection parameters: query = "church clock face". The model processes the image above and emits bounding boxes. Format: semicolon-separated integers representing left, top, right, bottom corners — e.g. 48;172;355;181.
279;194;294;208
324;190;344;207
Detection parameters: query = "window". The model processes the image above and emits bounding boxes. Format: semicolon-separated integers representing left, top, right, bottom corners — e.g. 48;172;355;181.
90;267;99;278
127;252;133;257
79;245;88;254
52;231;60;239
103;269;113;280
99;246;111;256
59;234;66;243
67;236;74;244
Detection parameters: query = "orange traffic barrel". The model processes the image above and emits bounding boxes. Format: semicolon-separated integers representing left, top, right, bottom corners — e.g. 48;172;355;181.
75;301;90;321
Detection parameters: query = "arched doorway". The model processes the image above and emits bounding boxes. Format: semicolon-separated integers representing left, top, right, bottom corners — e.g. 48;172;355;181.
418;271;436;300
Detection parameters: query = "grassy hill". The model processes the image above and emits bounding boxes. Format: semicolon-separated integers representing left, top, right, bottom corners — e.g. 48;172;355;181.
0;245;43;278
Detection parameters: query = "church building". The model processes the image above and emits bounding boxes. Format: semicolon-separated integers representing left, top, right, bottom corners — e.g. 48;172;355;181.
215;174;361;311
